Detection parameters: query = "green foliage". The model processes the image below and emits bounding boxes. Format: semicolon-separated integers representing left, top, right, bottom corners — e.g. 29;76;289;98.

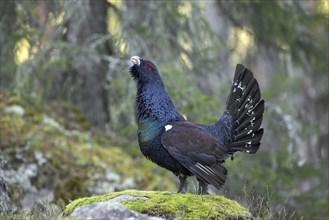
108;71;137;137
220;1;329;72
224;150;329;218
161;61;223;124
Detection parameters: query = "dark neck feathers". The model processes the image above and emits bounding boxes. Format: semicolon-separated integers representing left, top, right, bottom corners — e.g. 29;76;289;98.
135;80;184;122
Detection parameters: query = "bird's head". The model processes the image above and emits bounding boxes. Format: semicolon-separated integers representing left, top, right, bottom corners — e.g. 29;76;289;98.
130;56;162;83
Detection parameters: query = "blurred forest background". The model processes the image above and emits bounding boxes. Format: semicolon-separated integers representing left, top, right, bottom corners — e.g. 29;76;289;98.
0;0;328;219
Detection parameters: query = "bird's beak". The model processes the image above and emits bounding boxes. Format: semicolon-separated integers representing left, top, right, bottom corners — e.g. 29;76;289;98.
131;56;141;66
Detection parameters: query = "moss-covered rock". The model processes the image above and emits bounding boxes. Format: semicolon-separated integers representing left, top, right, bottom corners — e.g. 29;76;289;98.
64;189;252;219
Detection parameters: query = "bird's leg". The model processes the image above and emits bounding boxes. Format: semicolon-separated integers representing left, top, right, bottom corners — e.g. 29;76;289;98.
230;153;235;161
177;174;187;193
197;179;209;195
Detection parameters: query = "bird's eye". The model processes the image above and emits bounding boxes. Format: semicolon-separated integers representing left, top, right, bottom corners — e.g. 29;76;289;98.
145;63;153;72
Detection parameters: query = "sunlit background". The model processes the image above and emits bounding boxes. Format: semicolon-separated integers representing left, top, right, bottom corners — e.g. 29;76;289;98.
1;0;328;219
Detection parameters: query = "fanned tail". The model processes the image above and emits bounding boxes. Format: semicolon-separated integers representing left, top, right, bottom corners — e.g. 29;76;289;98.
217;64;265;154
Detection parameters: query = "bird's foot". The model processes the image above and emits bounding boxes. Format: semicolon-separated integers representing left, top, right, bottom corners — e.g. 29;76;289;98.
177;174;188;193
197;179;209;195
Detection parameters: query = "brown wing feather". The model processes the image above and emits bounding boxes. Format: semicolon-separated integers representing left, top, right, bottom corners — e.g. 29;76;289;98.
161;121;228;189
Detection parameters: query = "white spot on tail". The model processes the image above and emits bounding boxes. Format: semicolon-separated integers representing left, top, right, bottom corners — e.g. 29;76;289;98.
245;141;252;147
237;82;246;91
165;124;173;131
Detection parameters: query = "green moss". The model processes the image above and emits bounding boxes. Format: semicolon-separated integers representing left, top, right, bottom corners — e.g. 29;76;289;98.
64;190;252;219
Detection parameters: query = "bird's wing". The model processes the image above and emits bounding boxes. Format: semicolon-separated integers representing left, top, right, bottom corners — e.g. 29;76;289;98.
161;121;228;189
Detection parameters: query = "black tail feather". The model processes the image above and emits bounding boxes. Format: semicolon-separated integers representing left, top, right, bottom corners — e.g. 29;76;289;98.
218;64;264;155
229;129;264;153
234;117;263;140
235;100;264;128
235;111;263;134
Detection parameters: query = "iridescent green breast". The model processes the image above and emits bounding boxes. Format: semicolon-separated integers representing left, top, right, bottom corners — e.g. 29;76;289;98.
137;119;166;143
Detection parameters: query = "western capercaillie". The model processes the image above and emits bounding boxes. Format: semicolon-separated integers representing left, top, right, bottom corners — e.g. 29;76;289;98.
130;56;264;194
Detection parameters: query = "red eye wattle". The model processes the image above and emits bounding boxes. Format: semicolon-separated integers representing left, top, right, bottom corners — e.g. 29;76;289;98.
145;63;153;71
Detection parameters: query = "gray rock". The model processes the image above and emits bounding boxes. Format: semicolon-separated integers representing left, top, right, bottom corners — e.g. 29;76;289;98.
69;195;164;220
5;105;25;116
0;157;11;216
22;189;54;211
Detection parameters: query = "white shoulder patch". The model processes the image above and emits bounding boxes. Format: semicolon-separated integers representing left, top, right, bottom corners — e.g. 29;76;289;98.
165;124;173;131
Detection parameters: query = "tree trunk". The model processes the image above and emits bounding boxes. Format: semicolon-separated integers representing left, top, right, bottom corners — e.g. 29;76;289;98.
0;0;17;89
63;0;111;130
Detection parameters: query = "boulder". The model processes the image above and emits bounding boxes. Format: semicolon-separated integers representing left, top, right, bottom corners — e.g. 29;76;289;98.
64;189;252;219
